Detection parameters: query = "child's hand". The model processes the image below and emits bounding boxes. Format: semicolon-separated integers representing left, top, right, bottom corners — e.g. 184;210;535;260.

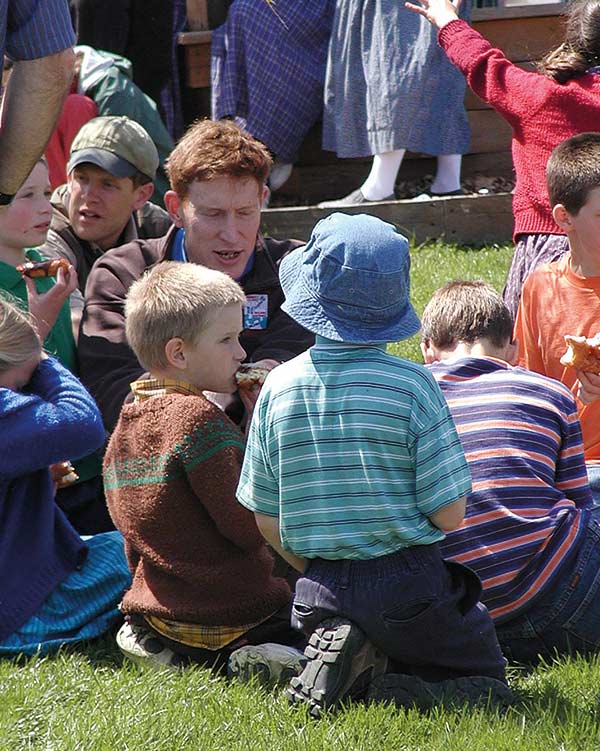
24;263;79;340
404;0;461;29
576;370;600;405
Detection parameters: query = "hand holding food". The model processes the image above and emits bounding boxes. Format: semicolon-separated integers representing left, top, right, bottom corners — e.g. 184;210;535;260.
50;460;79;489
560;334;600;374
16;258;71;278
235;363;271;390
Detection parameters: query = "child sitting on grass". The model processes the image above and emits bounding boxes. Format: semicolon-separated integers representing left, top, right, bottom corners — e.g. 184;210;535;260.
0;157;111;534
0;297;129;656
237;212;510;717
103;261;303;676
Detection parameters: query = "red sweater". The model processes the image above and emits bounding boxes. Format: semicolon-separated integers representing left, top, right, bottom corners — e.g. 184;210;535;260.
439;20;600;239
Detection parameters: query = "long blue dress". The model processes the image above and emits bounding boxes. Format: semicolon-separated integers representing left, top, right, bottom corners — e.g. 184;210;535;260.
323;0;472;158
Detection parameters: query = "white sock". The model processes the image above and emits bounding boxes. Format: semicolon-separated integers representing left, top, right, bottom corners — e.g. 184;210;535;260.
430;154;462;194
361;150;405;201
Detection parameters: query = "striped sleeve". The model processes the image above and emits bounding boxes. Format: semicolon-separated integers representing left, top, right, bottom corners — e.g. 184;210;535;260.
7;0;75;60
411;398;471;517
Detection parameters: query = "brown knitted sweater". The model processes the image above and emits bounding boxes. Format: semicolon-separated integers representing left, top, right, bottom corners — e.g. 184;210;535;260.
103;392;290;625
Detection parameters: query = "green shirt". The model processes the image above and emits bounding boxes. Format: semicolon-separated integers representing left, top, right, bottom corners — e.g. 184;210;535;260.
0;248;76;372
0;248;100;483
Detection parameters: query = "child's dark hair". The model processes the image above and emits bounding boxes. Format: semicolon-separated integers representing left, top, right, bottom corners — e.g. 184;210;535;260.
546;132;600;214
538;0;600;83
421;280;513;350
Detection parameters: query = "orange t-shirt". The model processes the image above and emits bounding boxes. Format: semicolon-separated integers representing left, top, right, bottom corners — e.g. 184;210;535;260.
515;254;600;463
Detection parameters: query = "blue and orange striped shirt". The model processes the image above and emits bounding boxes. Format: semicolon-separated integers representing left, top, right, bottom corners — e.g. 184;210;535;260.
429;357;593;623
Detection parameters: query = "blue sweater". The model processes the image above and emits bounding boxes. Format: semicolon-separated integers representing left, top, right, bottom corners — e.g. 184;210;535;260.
0;358;106;640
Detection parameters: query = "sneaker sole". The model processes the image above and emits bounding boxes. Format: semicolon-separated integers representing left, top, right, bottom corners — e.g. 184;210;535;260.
287;618;375;718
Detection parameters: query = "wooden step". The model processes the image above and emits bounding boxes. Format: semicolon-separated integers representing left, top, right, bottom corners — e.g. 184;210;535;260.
261;192;514;246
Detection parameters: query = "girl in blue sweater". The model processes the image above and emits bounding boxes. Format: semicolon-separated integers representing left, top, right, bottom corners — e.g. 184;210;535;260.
0;297;130;656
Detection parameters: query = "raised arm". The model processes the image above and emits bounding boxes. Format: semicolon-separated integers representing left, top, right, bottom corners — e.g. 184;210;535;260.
405;0;553;125
0;357;105;477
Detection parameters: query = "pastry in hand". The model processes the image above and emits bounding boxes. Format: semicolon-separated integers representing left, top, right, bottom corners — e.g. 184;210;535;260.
235;363;270;390
560;333;600;374
50;460;79;488
16;258;70;278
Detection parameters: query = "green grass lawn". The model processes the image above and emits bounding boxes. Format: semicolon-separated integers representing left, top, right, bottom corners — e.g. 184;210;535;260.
6;241;600;751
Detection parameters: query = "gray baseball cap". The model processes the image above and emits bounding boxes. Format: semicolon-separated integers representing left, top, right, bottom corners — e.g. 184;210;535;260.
68;116;159;180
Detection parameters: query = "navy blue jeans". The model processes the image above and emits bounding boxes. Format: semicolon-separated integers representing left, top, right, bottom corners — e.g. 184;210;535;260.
495;512;600;665
292;544;507;682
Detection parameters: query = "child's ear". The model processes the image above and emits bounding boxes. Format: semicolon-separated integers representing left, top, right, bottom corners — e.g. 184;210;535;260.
552;203;573;232
164;337;187;370
505;339;519;366
420;339;437;364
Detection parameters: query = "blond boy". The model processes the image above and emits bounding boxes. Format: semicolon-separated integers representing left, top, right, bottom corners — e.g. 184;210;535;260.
103;261;301;674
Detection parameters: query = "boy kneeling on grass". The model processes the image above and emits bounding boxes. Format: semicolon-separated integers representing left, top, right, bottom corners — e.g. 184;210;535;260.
103;261;304;676
236;212;510;717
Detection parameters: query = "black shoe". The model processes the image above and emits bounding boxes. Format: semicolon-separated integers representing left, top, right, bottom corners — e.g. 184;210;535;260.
411;188;465;201
317;189;395;208
367;672;513;710
287;617;387;718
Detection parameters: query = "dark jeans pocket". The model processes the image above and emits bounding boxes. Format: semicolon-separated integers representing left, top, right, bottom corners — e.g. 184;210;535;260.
383;598;436;625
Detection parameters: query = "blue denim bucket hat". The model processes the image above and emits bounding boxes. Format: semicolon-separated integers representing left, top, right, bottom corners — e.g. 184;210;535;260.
279;212;420;343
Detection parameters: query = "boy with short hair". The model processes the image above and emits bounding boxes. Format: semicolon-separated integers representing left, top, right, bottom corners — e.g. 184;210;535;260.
422;280;598;665
515;132;600;502
237;213;508;717
103;261;302;674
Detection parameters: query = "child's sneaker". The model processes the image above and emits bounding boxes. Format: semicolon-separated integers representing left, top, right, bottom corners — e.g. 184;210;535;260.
286;617;387;718
227;643;306;687
366;672;513;710
116;619;188;670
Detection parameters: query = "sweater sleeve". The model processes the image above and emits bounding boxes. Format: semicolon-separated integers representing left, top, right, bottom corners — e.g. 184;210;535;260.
0;357;105;477
183;413;267;552
438;19;555;127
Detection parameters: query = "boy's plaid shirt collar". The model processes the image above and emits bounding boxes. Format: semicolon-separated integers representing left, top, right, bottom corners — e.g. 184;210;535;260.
130;378;203;402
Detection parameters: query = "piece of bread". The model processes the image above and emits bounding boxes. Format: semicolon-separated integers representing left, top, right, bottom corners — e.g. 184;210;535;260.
50;460;79;488
235;364;270;390
560;334;600;374
16;258;70;278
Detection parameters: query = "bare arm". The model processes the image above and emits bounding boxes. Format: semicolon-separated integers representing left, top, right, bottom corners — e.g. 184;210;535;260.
0;49;74;194
429;496;466;533
254;512;308;573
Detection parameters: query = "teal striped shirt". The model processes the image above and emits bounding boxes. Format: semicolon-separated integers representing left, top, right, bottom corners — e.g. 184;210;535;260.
237;338;471;559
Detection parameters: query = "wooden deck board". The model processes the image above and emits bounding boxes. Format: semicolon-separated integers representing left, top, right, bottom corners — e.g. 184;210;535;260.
261;192;514;245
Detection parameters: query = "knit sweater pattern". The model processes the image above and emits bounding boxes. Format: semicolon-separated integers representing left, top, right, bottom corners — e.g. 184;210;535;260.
439;20;600;239
103;392;290;626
